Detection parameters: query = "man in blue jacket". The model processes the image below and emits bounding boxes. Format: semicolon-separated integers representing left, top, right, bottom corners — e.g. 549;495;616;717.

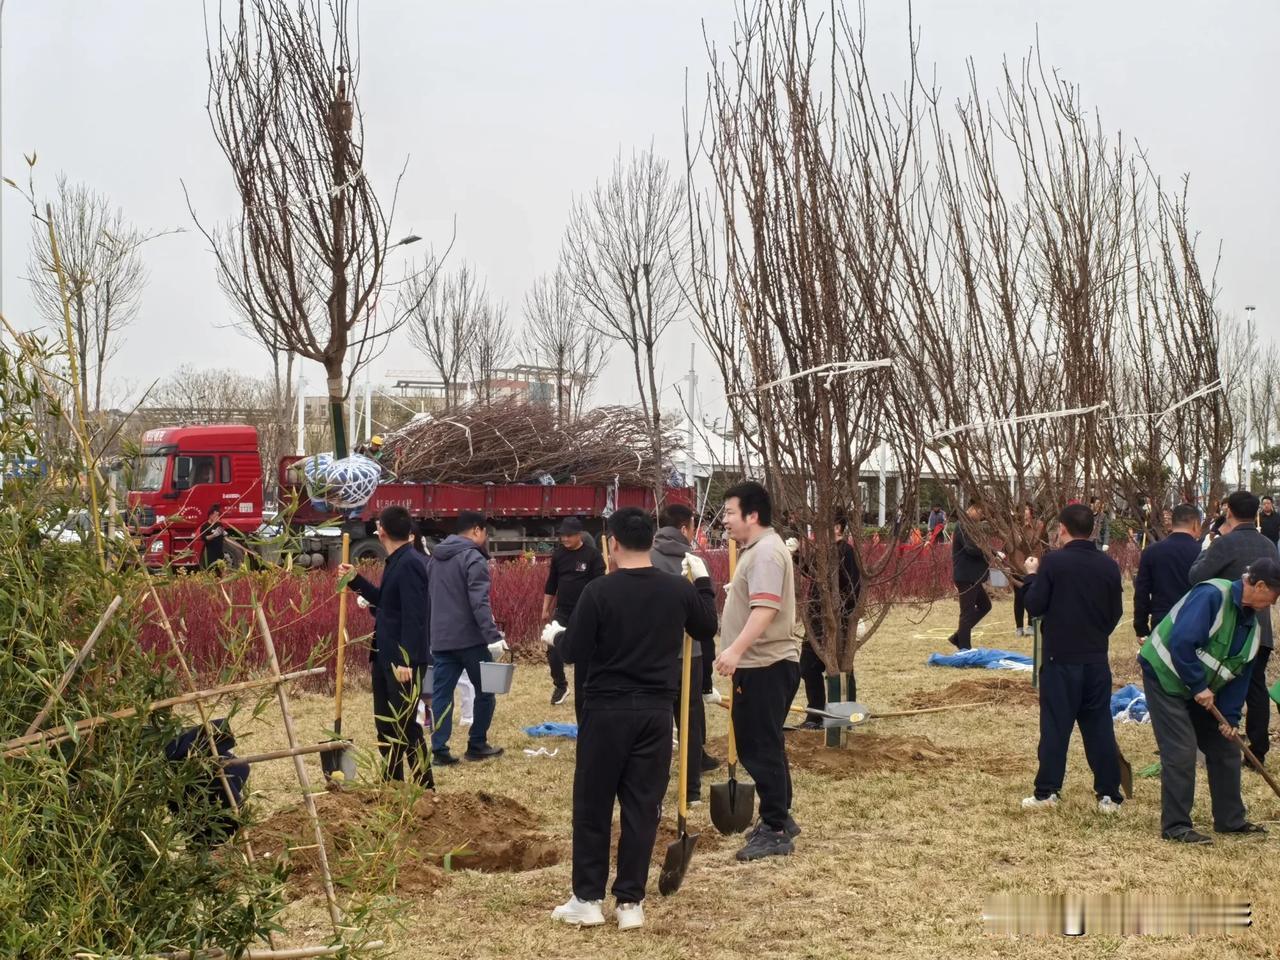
339;506;433;787
1133;503;1203;641
427;511;506;765
1139;558;1280;843
1020;503;1124;813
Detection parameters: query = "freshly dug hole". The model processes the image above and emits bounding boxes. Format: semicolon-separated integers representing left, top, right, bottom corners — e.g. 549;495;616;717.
257;787;561;895
707;730;1019;778
904;676;1040;709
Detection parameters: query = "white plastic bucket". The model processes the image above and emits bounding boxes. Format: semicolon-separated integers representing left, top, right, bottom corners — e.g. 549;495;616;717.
479;661;515;695
989;569;1009;589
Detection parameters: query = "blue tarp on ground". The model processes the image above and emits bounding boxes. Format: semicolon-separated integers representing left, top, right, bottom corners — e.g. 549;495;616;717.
1110;683;1149;723
927;648;1034;671
522;722;579;739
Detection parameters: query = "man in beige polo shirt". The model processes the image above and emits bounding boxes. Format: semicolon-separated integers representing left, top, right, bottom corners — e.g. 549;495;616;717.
715;481;803;860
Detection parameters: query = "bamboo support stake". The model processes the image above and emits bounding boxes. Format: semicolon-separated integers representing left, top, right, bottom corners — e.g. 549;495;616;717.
144;586;271;919
24;596;122;736
3;668;327;755
235;740;351;766
252;600;343;931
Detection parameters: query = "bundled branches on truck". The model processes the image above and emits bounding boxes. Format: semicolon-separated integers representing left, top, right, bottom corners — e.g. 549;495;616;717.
379;400;682;486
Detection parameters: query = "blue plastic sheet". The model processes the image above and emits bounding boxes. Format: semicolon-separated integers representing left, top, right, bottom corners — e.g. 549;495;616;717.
927;648;1034;671
1110;683;1149;724
522;722;579;740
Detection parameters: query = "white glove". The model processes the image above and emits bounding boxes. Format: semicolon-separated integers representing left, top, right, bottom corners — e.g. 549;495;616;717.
356;595;370;609
541;620;566;646
1024;556;1040;574
1101;543;1110;553
681;553;710;581
488;637;510;659
785;537;800;554
856;619;870;640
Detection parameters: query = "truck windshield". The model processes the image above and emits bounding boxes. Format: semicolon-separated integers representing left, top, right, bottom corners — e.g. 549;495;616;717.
134;456;169;492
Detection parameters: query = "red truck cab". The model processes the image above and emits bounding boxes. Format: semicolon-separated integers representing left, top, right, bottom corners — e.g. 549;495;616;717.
127;425;264;568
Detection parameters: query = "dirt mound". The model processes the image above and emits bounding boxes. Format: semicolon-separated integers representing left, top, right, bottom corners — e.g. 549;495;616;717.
257;787;561;895
904;676;1040;709
783;730;957;776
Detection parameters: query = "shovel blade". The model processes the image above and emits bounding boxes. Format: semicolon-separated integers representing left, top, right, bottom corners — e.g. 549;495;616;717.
1117;750;1133;800
657;830;699;896
709;776;756;835
321;743;357;783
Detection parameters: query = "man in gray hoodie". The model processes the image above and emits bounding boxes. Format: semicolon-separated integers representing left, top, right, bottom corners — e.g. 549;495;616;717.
651;503;721;797
429;511;505;764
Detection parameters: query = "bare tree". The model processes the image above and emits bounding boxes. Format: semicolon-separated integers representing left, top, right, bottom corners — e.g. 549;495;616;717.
28;177;146;413
195;0;408;459
404;263;483;405
468;300;513;405
688;1;924;706
563;148;686;493
523;269;606;422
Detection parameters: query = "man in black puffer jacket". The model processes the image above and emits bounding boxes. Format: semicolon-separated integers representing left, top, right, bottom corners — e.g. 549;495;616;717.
949;501;991;651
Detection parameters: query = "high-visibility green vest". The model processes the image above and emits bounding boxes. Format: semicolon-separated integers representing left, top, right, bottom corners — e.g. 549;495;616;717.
1140;578;1260;698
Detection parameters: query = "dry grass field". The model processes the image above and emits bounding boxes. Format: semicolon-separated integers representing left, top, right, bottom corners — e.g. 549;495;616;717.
239;587;1278;959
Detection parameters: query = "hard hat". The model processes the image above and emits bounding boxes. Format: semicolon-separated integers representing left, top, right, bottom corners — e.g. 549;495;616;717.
370;435;384;447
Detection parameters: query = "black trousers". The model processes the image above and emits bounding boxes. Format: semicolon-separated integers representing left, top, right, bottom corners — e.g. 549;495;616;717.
1013;583;1030;629
371;661;433;788
1033;661;1121;801
800;642;826;711
732;659;801;830
547;607;589;723
672;663;707;799
699;637;715;693
950;580;992;649
572;703;672;904
1245;644;1273;761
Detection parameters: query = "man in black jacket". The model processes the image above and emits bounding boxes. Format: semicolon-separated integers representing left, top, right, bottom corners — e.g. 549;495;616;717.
949;501;991;651
1260;496;1280;546
798;516;862;728
339;505;433;787
651;502;720;785
545;507;718;931
543;516;607;714
1188;490;1278;764
1134;503;1202;640
1021;503;1124;812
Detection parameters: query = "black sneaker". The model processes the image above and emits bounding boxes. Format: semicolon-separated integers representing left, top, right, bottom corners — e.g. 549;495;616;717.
783;816;802;839
1217;821;1267;835
432;750;460;767
700;753;723;773
735;826;795;861
1162;829;1212;845
798;719;823;731
464;743;505;761
551;685;569;706
948;636;971;651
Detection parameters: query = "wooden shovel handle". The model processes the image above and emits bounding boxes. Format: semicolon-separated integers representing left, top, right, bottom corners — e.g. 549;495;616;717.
1206;701;1280;799
334;534;351;728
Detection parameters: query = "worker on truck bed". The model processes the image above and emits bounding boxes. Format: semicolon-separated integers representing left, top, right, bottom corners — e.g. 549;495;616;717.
544;516;606;717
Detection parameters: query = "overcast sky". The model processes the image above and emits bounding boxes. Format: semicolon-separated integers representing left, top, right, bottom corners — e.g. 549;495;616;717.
3;1;1276;433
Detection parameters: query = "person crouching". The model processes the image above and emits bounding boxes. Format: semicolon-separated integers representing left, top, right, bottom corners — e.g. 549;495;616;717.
545;507;717;931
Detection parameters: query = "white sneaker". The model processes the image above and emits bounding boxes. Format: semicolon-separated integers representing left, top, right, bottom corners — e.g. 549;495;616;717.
702;688;723;705
1098;796;1121;815
551;895;605;927
1021;793;1059;810
616;901;644;931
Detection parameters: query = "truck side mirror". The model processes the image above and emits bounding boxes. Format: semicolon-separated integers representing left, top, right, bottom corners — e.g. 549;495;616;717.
173;457;192;492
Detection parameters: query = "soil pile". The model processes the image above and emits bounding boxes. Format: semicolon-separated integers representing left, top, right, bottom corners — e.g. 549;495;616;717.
257;787;561;895
904;676;1040;709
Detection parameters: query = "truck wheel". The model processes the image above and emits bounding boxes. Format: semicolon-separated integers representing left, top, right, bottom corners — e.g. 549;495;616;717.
350;538;387;563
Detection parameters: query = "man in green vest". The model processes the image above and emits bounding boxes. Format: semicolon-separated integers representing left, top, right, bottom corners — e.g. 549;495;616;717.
1139;557;1280;844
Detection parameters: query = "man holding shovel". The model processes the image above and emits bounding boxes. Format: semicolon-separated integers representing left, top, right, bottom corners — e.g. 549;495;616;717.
1139;558;1280;843
715;481;804;861
339;505;432;787
545;507;717;930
